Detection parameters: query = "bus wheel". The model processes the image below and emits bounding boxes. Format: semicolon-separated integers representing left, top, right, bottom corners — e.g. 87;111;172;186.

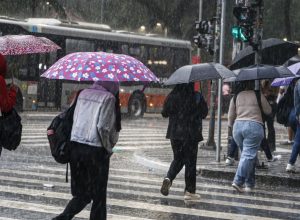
128;92;146;118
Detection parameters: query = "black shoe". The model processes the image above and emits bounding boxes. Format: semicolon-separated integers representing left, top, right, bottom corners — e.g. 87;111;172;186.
160;177;172;196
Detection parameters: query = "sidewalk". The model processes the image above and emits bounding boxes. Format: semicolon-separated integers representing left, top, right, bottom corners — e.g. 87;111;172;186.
134;144;300;188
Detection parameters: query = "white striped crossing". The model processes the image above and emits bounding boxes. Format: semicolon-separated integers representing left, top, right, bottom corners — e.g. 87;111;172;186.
0;118;299;219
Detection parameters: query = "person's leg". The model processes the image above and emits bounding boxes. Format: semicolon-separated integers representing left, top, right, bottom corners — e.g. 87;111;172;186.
288;123;300;165
288;127;295;142
227;137;238;158
232;121;244;187
161;139;184;196
243;122;264;188
266;117;276;151
233;121;264;188
90;148;110;220
183;140;198;193
166;139;185;181
53;143;91;220
260;137;273;160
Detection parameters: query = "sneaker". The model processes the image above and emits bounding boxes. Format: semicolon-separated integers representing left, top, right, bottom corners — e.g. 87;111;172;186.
160;177;172;196
184;191;201;200
232;182;244;193
244;186;254;192
281;140;294;145
286;164;296;173
225;157;235;166
268;155;282;162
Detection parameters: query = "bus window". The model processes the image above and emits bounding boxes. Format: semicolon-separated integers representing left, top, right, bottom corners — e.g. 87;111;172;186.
121;44;129;54
129;47;141;56
173;48;190;70
66;39;95;53
96;40;120;53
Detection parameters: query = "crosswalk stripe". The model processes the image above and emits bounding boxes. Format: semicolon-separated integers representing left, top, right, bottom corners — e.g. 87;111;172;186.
0;199;153;220
0;186;281;220
1;166;300;200
0;170;300;208
0;218;20;220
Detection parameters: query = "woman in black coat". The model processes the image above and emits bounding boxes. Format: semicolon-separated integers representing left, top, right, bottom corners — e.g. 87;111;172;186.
160;83;207;200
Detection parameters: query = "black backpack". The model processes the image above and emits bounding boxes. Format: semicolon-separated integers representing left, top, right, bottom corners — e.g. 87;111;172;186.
0;108;22;151
47;91;81;164
276;93;293;126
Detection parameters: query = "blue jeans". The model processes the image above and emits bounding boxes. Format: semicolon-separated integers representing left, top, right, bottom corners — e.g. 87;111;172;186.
233;120;264;187
288;108;297;133
289;121;300;165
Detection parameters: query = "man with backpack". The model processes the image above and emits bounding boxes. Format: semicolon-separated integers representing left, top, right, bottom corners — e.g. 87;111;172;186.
52;81;120;220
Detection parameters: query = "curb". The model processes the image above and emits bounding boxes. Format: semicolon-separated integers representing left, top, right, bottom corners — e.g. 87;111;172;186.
199;167;300;188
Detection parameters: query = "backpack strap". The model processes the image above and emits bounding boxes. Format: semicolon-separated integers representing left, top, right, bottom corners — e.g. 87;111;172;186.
65;90;82;183
254;90;266;130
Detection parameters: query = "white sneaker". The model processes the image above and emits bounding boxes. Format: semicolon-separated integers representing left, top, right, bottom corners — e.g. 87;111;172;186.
245;186;254;192
232;182;244;193
184;191;201;200
286;164;296;173
268;155;282;162
225;157;235;166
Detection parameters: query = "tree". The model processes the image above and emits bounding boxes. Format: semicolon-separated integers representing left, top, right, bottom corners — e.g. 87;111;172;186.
284;0;292;40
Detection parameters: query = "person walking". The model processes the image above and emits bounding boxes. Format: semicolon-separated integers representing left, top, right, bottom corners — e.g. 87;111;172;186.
0;53;17;156
228;80;271;192
286;78;300;172
52;81;120;220
160;83;208;200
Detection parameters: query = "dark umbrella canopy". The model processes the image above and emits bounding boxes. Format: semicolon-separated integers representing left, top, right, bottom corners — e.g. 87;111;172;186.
283;55;300;67
164;63;235;85
224;64;294;82
229;38;299;70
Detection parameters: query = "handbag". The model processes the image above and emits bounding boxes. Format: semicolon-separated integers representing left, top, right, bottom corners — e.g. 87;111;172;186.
0;108;22;151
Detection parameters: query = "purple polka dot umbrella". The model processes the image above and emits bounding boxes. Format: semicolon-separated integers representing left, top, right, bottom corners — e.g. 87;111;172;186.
0;35;61;55
41;52;159;82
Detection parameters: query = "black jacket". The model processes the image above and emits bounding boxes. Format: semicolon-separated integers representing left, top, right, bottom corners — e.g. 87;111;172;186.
162;85;205;142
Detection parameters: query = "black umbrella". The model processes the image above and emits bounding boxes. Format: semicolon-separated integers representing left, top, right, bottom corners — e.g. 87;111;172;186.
229;38;299;70
164;63;235;85
283;55;300;67
224;64;294;82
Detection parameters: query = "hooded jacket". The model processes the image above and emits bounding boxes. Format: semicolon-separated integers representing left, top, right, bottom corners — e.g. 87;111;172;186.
161;84;204;142
71;82;119;153
0;54;16;113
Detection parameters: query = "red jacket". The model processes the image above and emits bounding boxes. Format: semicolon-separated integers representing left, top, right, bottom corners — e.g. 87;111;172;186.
0;75;16;113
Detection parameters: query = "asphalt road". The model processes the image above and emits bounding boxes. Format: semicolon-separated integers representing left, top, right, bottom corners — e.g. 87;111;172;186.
0;115;299;219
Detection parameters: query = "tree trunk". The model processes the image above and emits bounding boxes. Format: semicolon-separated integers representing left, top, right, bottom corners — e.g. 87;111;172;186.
284;0;292;40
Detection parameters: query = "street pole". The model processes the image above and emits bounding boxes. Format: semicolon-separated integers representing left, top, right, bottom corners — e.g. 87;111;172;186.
197;0;203;61
216;0;226;162
206;0;222;150
254;1;263;66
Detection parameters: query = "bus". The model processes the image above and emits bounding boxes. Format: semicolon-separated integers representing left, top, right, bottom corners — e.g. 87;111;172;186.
0;17;192;117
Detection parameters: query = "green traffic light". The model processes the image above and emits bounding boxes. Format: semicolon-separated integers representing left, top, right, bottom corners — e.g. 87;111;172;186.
231;26;251;42
231;26;240;40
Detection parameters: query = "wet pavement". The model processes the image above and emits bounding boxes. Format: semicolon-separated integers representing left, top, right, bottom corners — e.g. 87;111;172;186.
0;112;299;219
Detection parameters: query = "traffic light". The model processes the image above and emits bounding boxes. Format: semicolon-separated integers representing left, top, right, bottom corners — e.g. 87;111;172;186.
193;34;214;55
194;20;214;55
231;25;253;42
231;6;256;42
195;20;214;35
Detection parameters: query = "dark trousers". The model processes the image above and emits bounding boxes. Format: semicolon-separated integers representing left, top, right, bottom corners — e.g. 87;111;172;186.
265;117;276;152
167;139;198;193
53;142;110;220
